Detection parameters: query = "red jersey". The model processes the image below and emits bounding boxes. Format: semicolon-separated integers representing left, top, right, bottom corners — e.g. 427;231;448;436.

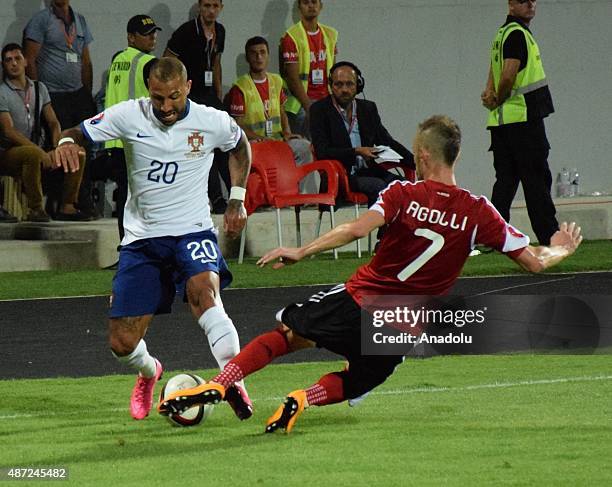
228;78;287;118
345;180;529;304
280;29;337;102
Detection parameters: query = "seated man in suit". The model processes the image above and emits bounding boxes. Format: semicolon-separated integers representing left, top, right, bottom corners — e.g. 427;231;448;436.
310;61;414;206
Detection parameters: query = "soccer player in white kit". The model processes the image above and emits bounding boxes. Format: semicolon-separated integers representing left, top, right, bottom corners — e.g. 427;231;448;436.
54;58;254;421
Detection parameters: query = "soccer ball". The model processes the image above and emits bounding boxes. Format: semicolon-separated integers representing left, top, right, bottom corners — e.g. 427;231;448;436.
159;373;214;427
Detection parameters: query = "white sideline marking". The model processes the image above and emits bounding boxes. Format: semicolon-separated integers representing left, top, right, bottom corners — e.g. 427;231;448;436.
1;374;611;421
363;374;612;397
0;294;108;302
468;276;576;297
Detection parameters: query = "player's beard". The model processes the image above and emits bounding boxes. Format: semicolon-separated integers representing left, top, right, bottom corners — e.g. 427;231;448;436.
153;107;178;126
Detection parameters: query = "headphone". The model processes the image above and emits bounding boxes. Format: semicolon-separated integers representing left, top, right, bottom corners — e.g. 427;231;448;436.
328;61;365;94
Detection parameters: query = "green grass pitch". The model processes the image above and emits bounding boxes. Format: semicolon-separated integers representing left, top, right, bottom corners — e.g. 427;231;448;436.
0;240;610;300
1;241;611;484
1;355;611;486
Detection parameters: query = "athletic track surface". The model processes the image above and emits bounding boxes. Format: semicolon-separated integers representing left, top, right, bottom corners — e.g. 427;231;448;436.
1;272;610;379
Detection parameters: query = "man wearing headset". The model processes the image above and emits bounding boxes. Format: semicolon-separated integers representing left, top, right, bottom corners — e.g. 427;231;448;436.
310;62;414;206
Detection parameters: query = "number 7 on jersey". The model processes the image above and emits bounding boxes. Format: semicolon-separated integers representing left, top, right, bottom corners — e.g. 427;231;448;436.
397;229;445;281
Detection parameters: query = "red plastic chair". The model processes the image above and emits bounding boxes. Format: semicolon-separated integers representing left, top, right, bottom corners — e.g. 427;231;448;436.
240;141;339;261
315;160;371;257
315;159;416;256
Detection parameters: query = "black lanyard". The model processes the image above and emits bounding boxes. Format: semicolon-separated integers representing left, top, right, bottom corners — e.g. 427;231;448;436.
333;99;357;134
195;18;215;70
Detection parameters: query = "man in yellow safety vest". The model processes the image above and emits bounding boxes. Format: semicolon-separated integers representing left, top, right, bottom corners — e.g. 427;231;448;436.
280;0;337;139
481;0;558;245
228;36;315;192
104;15;159;240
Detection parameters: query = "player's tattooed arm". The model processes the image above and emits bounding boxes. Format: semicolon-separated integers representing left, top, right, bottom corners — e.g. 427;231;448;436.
53;125;87;173
224;130;251;238
227;129;251;191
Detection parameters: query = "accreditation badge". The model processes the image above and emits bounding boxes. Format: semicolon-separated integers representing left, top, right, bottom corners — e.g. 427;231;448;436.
66;51;78;63
311;69;324;85
265;119;274;137
204;71;213;87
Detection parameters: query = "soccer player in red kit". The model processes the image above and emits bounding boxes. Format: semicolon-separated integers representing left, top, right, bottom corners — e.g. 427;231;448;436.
159;115;582;433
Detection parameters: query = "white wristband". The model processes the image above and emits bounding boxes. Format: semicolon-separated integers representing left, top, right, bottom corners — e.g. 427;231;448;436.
57;137;75;146
229;186;246;201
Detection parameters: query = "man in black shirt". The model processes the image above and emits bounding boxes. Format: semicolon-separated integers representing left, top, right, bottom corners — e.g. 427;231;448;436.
481;0;558;245
164;0;230;213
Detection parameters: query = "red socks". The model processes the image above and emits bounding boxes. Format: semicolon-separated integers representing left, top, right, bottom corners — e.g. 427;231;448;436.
211;329;346;408
211;363;243;389
305;372;345;406
212;329;289;388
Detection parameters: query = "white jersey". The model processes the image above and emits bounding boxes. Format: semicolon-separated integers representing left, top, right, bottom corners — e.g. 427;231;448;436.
81;98;241;245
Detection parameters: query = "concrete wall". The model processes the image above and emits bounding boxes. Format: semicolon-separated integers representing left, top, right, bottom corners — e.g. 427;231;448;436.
1;0;611;198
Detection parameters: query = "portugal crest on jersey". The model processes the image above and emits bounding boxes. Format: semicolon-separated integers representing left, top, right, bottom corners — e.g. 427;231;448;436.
188;131;204;153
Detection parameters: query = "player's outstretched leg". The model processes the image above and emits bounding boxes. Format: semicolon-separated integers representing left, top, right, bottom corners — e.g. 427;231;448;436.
265;372;346;433
265;390;307;434
158;382;225;416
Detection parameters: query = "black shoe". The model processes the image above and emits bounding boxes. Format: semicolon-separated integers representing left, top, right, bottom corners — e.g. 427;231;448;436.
54;210;94;222
76;207;101;220
0;207;18;223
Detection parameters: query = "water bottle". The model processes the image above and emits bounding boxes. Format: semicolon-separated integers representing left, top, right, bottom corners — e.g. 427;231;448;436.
569;168;580;197
556;168;570;197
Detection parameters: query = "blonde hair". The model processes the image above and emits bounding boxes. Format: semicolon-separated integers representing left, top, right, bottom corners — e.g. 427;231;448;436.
417;115;462;165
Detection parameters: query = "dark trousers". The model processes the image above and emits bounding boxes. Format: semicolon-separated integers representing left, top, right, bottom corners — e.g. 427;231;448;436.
490;120;558;245
209;149;230;207
103;149;127;240
89;148;127;243
349;165;403;207
349;166;402;242
49;87;96;214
